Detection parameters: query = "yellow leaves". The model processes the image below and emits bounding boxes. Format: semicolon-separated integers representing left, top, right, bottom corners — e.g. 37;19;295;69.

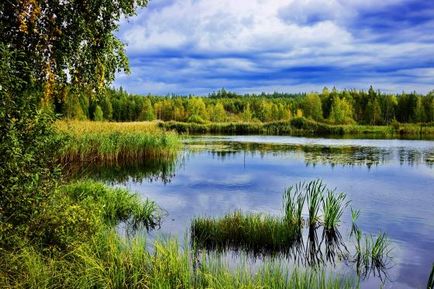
18;0;41;34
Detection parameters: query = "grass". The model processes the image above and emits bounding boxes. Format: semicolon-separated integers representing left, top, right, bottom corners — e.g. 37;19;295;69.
191;211;300;255
282;183;305;230
56;120;180;163
62;180;164;229
323;191;348;231
353;230;392;279
0;230;355;289
306;180;326;227
159;118;434;139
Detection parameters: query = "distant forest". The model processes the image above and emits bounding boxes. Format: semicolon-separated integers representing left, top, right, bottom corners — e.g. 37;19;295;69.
53;87;434;125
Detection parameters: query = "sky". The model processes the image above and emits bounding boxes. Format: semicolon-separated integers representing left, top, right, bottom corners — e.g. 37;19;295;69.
114;0;434;95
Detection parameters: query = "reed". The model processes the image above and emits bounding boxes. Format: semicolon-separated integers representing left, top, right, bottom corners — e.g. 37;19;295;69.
323;190;348;231
0;230;355;289
63;180;164;229
56;120;180;163
353;231;391;279
283;182;305;229
191;211;300;255
306;180;326;227
350;208;360;236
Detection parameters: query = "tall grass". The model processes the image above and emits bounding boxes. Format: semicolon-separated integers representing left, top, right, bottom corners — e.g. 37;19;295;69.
0;230;356;289
353;231;392;279
63;180;164;229
306;180;326;227
191;211;300;255
323;191;348;231
56;120;180;163
283;182;305;229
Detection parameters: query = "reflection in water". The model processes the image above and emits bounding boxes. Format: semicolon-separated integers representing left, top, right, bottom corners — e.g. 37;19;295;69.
69;135;434;289
63;157;179;183
188;141;434;168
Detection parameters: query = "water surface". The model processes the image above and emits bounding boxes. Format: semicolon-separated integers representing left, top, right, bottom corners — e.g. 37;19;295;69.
96;135;433;289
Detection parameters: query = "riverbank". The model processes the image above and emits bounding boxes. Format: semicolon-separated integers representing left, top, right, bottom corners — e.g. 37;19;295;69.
0;180;355;289
159;118;434;139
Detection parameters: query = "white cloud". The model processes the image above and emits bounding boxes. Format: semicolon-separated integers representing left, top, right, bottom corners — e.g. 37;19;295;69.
114;0;434;94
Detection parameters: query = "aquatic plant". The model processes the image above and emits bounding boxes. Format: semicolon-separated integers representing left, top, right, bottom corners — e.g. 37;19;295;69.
0;230;355;289
56;120;180;164
306;180;326;226
350;208;360;236
63;180;164;229
191;211;300;255
323;190;348;231
283;182;305;229
353;231;392;280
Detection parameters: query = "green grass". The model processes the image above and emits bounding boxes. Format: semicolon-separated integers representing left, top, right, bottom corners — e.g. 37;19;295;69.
282;183;305;230
353;230;392;279
191;211;300;255
306;180;326;227
0;230;355;289
57;120;180;163
63;180;164;229
160;118;434;139
323;191;348;231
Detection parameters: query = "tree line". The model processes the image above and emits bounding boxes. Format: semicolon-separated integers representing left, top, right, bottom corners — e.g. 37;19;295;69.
54;87;434;125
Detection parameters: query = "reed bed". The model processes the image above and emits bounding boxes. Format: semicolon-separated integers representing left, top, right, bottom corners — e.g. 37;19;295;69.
283;180;348;231
56;120;180;163
0;230;355;289
63;180;164;229
191;211;300;255
323;191;348;231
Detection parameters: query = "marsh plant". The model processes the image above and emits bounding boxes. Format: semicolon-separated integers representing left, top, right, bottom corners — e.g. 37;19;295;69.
323;191;349;231
306;180;326;226
282;182;305;230
353;229;392;280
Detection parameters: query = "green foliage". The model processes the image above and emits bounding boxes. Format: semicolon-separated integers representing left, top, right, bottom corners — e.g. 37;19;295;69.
0;0;149;95
93;105;104;121
328;97;354;124
302;93;323;121
0;44;61;248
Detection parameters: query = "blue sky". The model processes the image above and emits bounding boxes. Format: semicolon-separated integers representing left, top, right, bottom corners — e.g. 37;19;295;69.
114;0;434;95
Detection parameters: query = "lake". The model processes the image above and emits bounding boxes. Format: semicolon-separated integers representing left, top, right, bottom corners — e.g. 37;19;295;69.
84;135;434;289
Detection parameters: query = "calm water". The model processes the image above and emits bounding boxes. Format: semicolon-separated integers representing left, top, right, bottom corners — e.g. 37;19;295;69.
94;135;433;289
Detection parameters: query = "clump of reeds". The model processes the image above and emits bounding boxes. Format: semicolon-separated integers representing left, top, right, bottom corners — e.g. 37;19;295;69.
191;211;299;255
323;190;348;231
353;230;392;279
56;120;180;164
63;180;164;229
283;182;305;230
306;179;326;227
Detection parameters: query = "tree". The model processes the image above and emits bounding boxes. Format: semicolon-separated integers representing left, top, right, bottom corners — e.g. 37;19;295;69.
187;97;208;122
302;93;323;121
94;105;104;121
211;101;227;122
328;97;354;124
139;98;155;121
0;0;149;248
